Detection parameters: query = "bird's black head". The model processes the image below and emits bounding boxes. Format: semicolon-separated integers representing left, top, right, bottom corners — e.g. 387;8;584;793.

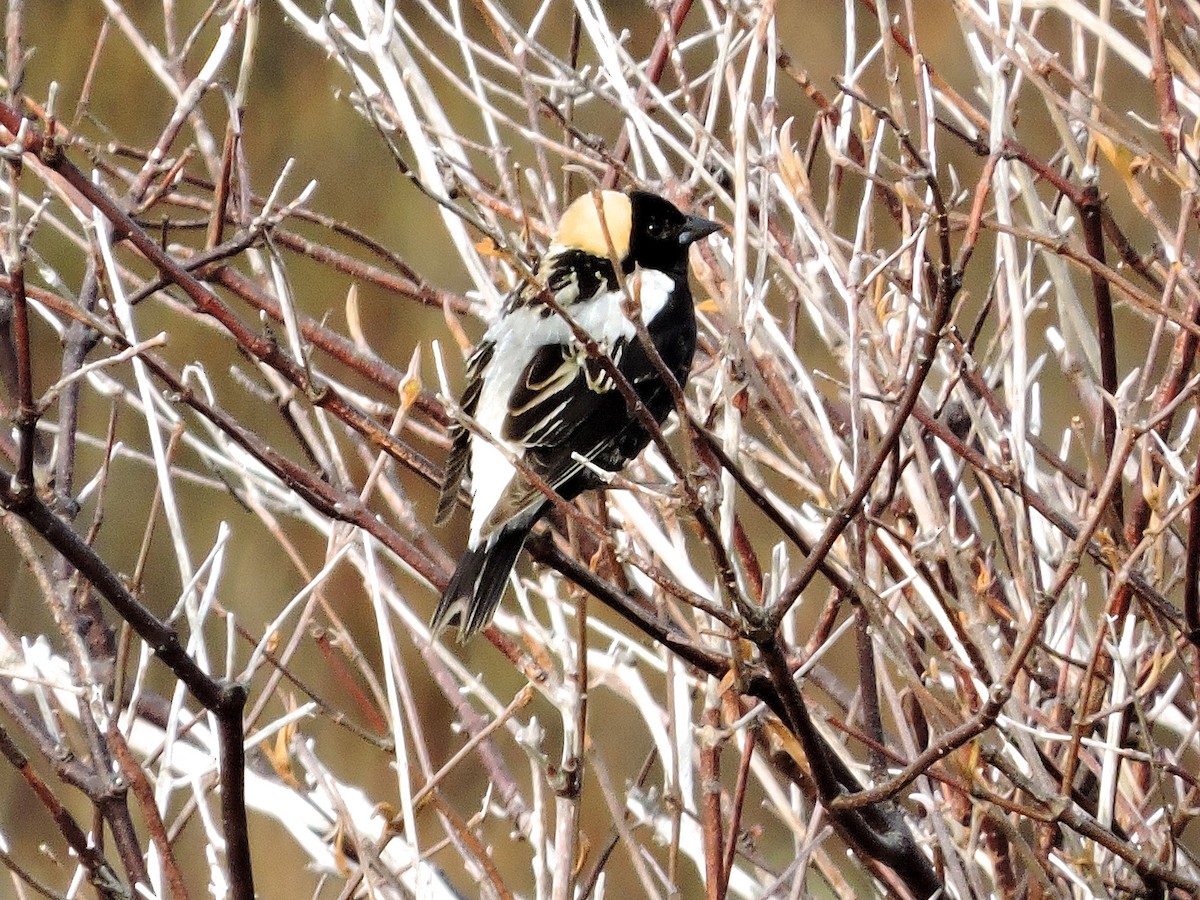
627;191;721;275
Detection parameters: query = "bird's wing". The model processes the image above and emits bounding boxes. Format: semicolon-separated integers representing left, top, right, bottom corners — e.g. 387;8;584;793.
479;334;669;535
435;339;495;524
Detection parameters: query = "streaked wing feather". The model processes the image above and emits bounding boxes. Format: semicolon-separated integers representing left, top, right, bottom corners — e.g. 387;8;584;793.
482;335;671;532
435;340;495;524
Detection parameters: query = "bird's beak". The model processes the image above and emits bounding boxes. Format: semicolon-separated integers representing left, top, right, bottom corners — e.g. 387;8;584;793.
679;214;722;246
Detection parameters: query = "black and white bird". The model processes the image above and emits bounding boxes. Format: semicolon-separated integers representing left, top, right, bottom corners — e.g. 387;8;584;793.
433;189;721;640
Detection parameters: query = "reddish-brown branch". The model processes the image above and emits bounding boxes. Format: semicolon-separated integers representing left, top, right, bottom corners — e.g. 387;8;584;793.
601;0;696;189
1186;447;1200;644
6;253;37;495
0;718;126;896
109;726;189;899
1144;0;1181;157
700;703;726;900
1078;184;1123;526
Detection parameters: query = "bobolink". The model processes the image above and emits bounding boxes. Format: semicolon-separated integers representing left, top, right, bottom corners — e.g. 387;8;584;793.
433;189;720;640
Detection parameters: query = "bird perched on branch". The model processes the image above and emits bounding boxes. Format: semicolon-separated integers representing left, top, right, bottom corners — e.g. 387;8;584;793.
433;189;721;640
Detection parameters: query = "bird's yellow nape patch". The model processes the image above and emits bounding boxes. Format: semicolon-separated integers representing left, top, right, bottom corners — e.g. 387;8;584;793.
552;190;632;260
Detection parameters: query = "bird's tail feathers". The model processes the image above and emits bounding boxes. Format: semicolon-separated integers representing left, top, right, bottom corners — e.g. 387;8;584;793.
434;424;470;525
431;523;531;641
